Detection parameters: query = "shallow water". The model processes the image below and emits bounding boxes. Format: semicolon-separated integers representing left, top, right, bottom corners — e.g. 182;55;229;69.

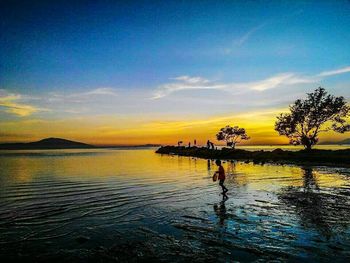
0;148;349;262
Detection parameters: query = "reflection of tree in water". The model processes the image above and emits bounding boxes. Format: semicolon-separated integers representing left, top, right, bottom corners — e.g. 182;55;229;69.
279;166;350;239
302;167;319;192
226;161;249;187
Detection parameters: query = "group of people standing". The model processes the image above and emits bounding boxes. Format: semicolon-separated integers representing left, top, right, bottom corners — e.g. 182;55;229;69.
177;139;215;149
206;140;215;149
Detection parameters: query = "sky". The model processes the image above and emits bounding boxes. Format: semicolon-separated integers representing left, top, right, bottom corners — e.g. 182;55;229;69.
0;0;350;145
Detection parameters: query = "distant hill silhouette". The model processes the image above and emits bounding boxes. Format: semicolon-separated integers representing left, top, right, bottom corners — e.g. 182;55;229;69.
320;138;350;145
0;138;95;150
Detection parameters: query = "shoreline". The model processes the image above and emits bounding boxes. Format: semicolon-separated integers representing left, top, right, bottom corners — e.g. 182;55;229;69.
156;146;350;168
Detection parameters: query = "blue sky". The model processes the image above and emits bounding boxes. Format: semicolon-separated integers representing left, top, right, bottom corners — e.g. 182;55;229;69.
0;0;350;144
1;0;350;90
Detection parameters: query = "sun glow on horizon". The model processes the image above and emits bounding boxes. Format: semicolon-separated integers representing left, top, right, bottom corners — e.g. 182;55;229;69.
1;107;347;146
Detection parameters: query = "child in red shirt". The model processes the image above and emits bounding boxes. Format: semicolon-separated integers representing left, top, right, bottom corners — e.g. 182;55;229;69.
215;159;228;195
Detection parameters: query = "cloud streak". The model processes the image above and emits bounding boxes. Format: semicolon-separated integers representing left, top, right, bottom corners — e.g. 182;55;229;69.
152;76;224;99
49;87;118;102
152;66;350;99
73;87;118;97
318;66;350;77
0;90;42;117
234;23;267;47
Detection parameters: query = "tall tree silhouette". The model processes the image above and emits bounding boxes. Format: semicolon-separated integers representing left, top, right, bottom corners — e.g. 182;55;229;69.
275;87;350;150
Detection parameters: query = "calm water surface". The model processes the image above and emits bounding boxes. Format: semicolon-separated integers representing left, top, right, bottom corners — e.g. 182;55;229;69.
0;148;349;262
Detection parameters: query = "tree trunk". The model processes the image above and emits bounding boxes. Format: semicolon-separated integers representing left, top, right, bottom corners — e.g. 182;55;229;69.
305;144;312;151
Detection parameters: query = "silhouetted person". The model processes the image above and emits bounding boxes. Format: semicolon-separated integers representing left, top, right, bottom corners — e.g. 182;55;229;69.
215;159;228;195
188;142;191;148
207;140;210;149
194;139;196;146
210;142;215;149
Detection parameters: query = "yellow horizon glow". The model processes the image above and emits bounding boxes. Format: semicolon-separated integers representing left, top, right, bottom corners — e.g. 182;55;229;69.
0;108;348;146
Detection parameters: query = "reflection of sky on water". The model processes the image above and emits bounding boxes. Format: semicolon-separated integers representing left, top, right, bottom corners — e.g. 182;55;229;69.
0;148;349;261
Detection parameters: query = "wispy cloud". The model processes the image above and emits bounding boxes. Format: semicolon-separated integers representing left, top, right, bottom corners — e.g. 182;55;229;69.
152;66;350;98
152;73;313;98
49;87;118;102
221;23;267;54
318;66;350;77
74;87;118;97
172;76;209;84
232;8;304;49
152;76;224;99
234;23;267;47
0;87;121;118
0;90;43;117
249;73;317;91
0;101;39;116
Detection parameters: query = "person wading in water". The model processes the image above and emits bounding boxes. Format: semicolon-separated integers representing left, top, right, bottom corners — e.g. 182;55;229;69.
214;160;228;196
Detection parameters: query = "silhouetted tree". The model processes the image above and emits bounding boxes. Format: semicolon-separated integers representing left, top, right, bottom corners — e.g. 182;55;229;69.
216;125;249;149
275;87;350;150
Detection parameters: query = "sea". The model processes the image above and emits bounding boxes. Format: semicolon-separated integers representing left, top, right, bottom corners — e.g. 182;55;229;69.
0;146;349;262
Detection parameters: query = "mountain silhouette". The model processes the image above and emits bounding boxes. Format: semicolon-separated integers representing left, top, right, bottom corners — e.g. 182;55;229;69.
0;138;95;150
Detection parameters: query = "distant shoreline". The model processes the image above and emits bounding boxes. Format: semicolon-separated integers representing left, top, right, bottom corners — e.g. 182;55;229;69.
0;145;161;150
1;136;348;150
0;137;162;150
1;144;348;151
155;146;350;168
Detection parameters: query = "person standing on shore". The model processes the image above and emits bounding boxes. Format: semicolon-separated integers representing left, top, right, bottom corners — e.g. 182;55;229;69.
211;141;215;149
215;160;228;195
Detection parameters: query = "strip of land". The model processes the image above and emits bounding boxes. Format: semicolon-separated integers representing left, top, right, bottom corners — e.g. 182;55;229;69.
0;138;95;150
0;137;161;150
156;146;350;167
